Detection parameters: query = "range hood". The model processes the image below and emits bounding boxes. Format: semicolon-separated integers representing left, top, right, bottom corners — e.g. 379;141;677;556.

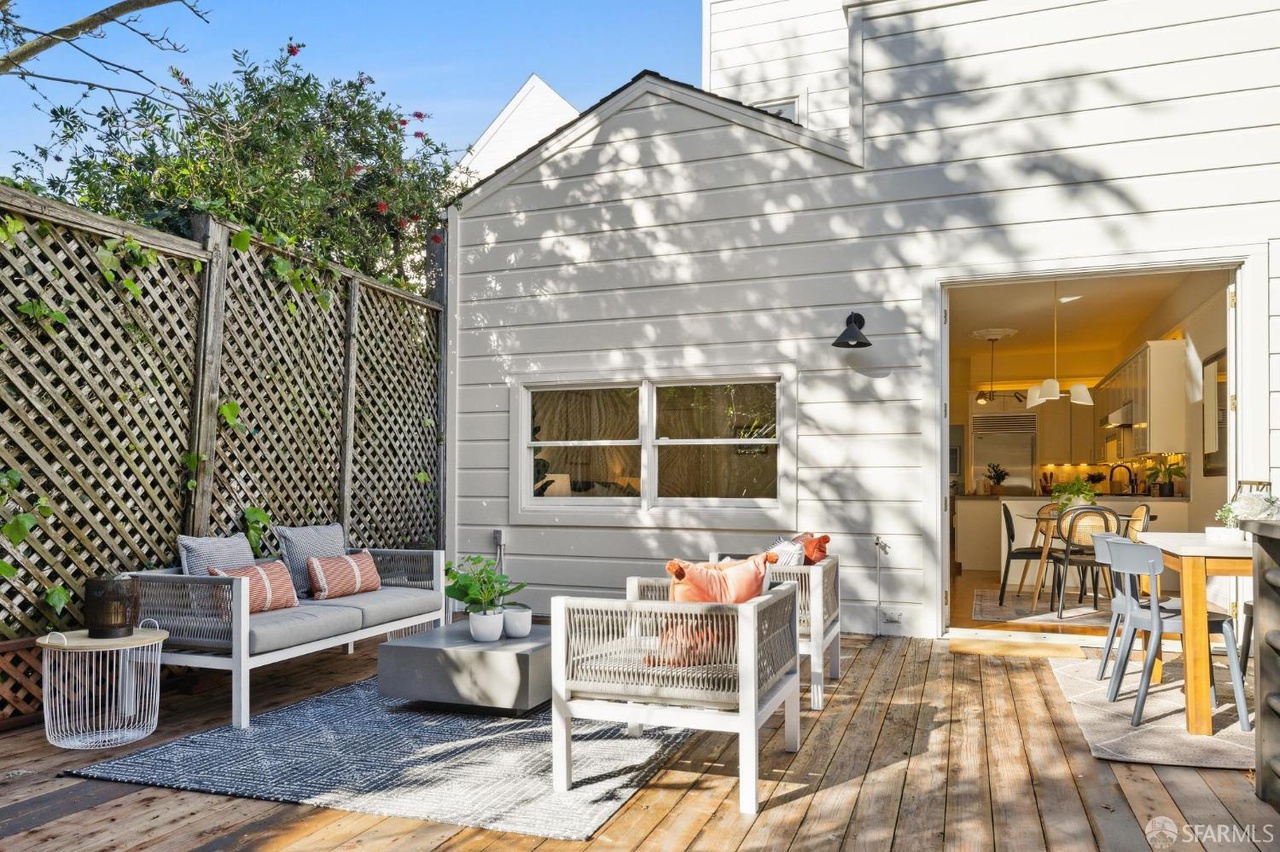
1105;403;1133;427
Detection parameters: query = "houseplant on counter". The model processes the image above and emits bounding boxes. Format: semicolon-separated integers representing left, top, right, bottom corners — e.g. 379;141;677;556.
1051;476;1097;511
1145;457;1186;498
984;463;1010;495
445;555;506;641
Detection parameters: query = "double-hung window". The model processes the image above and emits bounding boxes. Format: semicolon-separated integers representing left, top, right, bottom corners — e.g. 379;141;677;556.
518;373;792;527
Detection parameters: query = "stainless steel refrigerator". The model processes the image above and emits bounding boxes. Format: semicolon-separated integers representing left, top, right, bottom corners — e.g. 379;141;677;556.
970;420;1036;496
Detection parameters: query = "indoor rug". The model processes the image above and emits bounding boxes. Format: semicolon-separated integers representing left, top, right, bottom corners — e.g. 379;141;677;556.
68;677;690;841
1049;655;1254;768
971;588;1113;627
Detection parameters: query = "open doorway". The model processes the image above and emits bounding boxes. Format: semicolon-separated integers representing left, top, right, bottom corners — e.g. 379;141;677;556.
943;268;1235;641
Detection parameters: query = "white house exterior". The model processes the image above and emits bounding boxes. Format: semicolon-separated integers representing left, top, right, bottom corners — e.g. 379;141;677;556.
457;74;578;180
447;0;1279;638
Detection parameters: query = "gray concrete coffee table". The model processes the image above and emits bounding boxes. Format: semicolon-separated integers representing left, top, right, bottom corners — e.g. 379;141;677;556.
377;622;551;715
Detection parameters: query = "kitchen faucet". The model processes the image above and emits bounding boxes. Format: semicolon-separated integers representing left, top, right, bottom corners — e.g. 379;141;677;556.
1109;463;1135;495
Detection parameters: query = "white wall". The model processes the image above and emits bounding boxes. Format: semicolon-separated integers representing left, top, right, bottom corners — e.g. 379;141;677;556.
452;0;1280;637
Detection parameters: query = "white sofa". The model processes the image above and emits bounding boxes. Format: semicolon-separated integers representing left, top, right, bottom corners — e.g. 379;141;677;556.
133;548;445;727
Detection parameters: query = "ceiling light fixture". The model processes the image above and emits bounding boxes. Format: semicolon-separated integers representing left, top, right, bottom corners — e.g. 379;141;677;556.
1027;282;1093;407
971;328;1017;405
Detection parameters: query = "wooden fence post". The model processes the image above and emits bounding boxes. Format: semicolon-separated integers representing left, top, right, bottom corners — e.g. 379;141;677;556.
184;215;230;537
338;280;361;536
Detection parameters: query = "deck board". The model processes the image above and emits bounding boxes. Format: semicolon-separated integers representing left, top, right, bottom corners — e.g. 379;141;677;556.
0;635;1273;851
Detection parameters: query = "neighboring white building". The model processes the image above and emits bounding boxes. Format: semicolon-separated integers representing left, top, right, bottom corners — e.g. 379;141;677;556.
457;74;579;180
447;0;1279;638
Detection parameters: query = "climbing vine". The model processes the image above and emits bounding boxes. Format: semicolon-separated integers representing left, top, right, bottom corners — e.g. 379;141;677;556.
0;469;70;616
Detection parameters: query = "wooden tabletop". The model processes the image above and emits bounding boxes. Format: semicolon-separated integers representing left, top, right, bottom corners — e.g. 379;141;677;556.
36;628;168;650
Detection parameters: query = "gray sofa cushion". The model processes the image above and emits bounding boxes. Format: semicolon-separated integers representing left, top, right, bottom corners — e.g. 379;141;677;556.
178;533;255;576
248;603;362;655
299;586;443;629
276;524;346;598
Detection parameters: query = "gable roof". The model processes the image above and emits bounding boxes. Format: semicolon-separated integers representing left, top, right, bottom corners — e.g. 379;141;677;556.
453;70;858;207
457;73;579;180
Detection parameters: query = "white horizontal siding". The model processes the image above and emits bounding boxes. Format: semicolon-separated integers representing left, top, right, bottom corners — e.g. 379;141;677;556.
451;0;1280;637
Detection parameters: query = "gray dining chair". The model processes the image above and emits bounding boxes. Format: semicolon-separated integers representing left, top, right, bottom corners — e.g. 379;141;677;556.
1091;532;1181;681
1103;539;1250;731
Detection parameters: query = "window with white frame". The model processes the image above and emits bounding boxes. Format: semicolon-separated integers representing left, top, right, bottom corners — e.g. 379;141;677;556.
528;381;779;504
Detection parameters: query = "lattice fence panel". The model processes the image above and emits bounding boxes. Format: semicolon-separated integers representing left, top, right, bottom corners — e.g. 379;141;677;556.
349;284;440;549
209;241;348;550
0;206;202;638
0;638;41;728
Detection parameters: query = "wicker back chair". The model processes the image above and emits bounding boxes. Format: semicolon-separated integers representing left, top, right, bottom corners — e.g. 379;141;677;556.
696;552;840;710
1051;506;1119;618
551;582;801;814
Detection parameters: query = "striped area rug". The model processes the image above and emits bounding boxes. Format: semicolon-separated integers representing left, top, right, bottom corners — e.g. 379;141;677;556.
69;677;690;841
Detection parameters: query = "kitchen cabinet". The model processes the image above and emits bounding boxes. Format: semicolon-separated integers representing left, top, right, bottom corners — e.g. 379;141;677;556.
1093;340;1187;459
1035;397;1070;464
1071;402;1095;463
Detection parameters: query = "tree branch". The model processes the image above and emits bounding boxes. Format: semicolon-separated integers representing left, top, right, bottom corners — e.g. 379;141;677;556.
0;0;202;75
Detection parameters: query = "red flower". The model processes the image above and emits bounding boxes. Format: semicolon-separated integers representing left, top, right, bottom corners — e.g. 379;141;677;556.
399;118;409;127
413;131;425;140
375;201;388;214
412;111;426;121
397;218;408;229
410;214;421;222
287;43;301;57
345;164;365;178
430;234;443;244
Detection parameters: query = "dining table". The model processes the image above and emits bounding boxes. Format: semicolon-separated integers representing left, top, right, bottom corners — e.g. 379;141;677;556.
1134;532;1252;736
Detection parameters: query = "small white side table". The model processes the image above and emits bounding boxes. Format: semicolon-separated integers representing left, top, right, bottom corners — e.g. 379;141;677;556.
37;626;168;749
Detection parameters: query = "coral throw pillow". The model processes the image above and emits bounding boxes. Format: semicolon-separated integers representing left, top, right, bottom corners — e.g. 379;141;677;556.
308;550;381;600
793;532;830;565
665;553;774;604
646;553;776;667
208;561;299;613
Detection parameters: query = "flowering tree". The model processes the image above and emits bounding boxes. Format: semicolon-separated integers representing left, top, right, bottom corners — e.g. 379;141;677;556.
14;44;455;289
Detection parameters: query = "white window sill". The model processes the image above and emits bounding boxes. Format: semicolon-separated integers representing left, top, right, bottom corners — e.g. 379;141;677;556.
509;502;795;531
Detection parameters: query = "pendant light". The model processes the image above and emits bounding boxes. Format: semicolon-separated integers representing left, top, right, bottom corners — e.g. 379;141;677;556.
971;328;1016;405
1027;282;1093;407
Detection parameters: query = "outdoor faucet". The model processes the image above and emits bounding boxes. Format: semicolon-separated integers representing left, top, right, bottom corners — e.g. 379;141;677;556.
1109;463;1135;495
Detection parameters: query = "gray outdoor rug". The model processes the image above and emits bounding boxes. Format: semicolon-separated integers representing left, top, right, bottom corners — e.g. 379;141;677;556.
1050;655;1254;768
972;588;1113;627
68;677;690;841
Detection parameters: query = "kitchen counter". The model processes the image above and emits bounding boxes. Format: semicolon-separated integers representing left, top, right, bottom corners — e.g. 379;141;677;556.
953;495;1190;575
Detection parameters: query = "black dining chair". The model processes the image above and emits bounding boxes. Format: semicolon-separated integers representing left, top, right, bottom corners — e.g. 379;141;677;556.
1051;506;1119;618
999;503;1047;606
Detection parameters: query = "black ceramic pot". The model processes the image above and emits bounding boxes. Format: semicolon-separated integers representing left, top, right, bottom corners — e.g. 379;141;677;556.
84;576;140;639
1158;482;1175;498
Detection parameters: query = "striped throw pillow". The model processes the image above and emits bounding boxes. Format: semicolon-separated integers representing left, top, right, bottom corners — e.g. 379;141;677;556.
308;550;381;600
208;561;299;613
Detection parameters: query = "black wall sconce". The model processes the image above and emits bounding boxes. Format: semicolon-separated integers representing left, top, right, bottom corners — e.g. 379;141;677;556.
832;312;871;348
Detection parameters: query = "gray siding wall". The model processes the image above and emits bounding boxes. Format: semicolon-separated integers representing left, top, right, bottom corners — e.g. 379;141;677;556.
453;0;1280;636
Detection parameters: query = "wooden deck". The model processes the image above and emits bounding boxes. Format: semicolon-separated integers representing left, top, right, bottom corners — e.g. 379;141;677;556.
0;635;1275;851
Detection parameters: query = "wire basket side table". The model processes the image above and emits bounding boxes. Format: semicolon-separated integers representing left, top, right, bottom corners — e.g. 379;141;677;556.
36;624;167;749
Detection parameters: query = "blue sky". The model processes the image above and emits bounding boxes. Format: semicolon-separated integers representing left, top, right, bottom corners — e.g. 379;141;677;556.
0;0;702;172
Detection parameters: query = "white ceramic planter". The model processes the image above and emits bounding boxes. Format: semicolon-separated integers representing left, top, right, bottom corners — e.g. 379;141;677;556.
468;610;505;642
503;607;532;638
1205;526;1246;542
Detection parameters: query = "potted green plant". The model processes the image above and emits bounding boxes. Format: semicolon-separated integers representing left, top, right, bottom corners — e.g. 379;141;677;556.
496;573;531;638
1145;457;1186;498
445;555;506;641
1210;503;1245;542
984;463;1010;495
1051;476;1097;511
